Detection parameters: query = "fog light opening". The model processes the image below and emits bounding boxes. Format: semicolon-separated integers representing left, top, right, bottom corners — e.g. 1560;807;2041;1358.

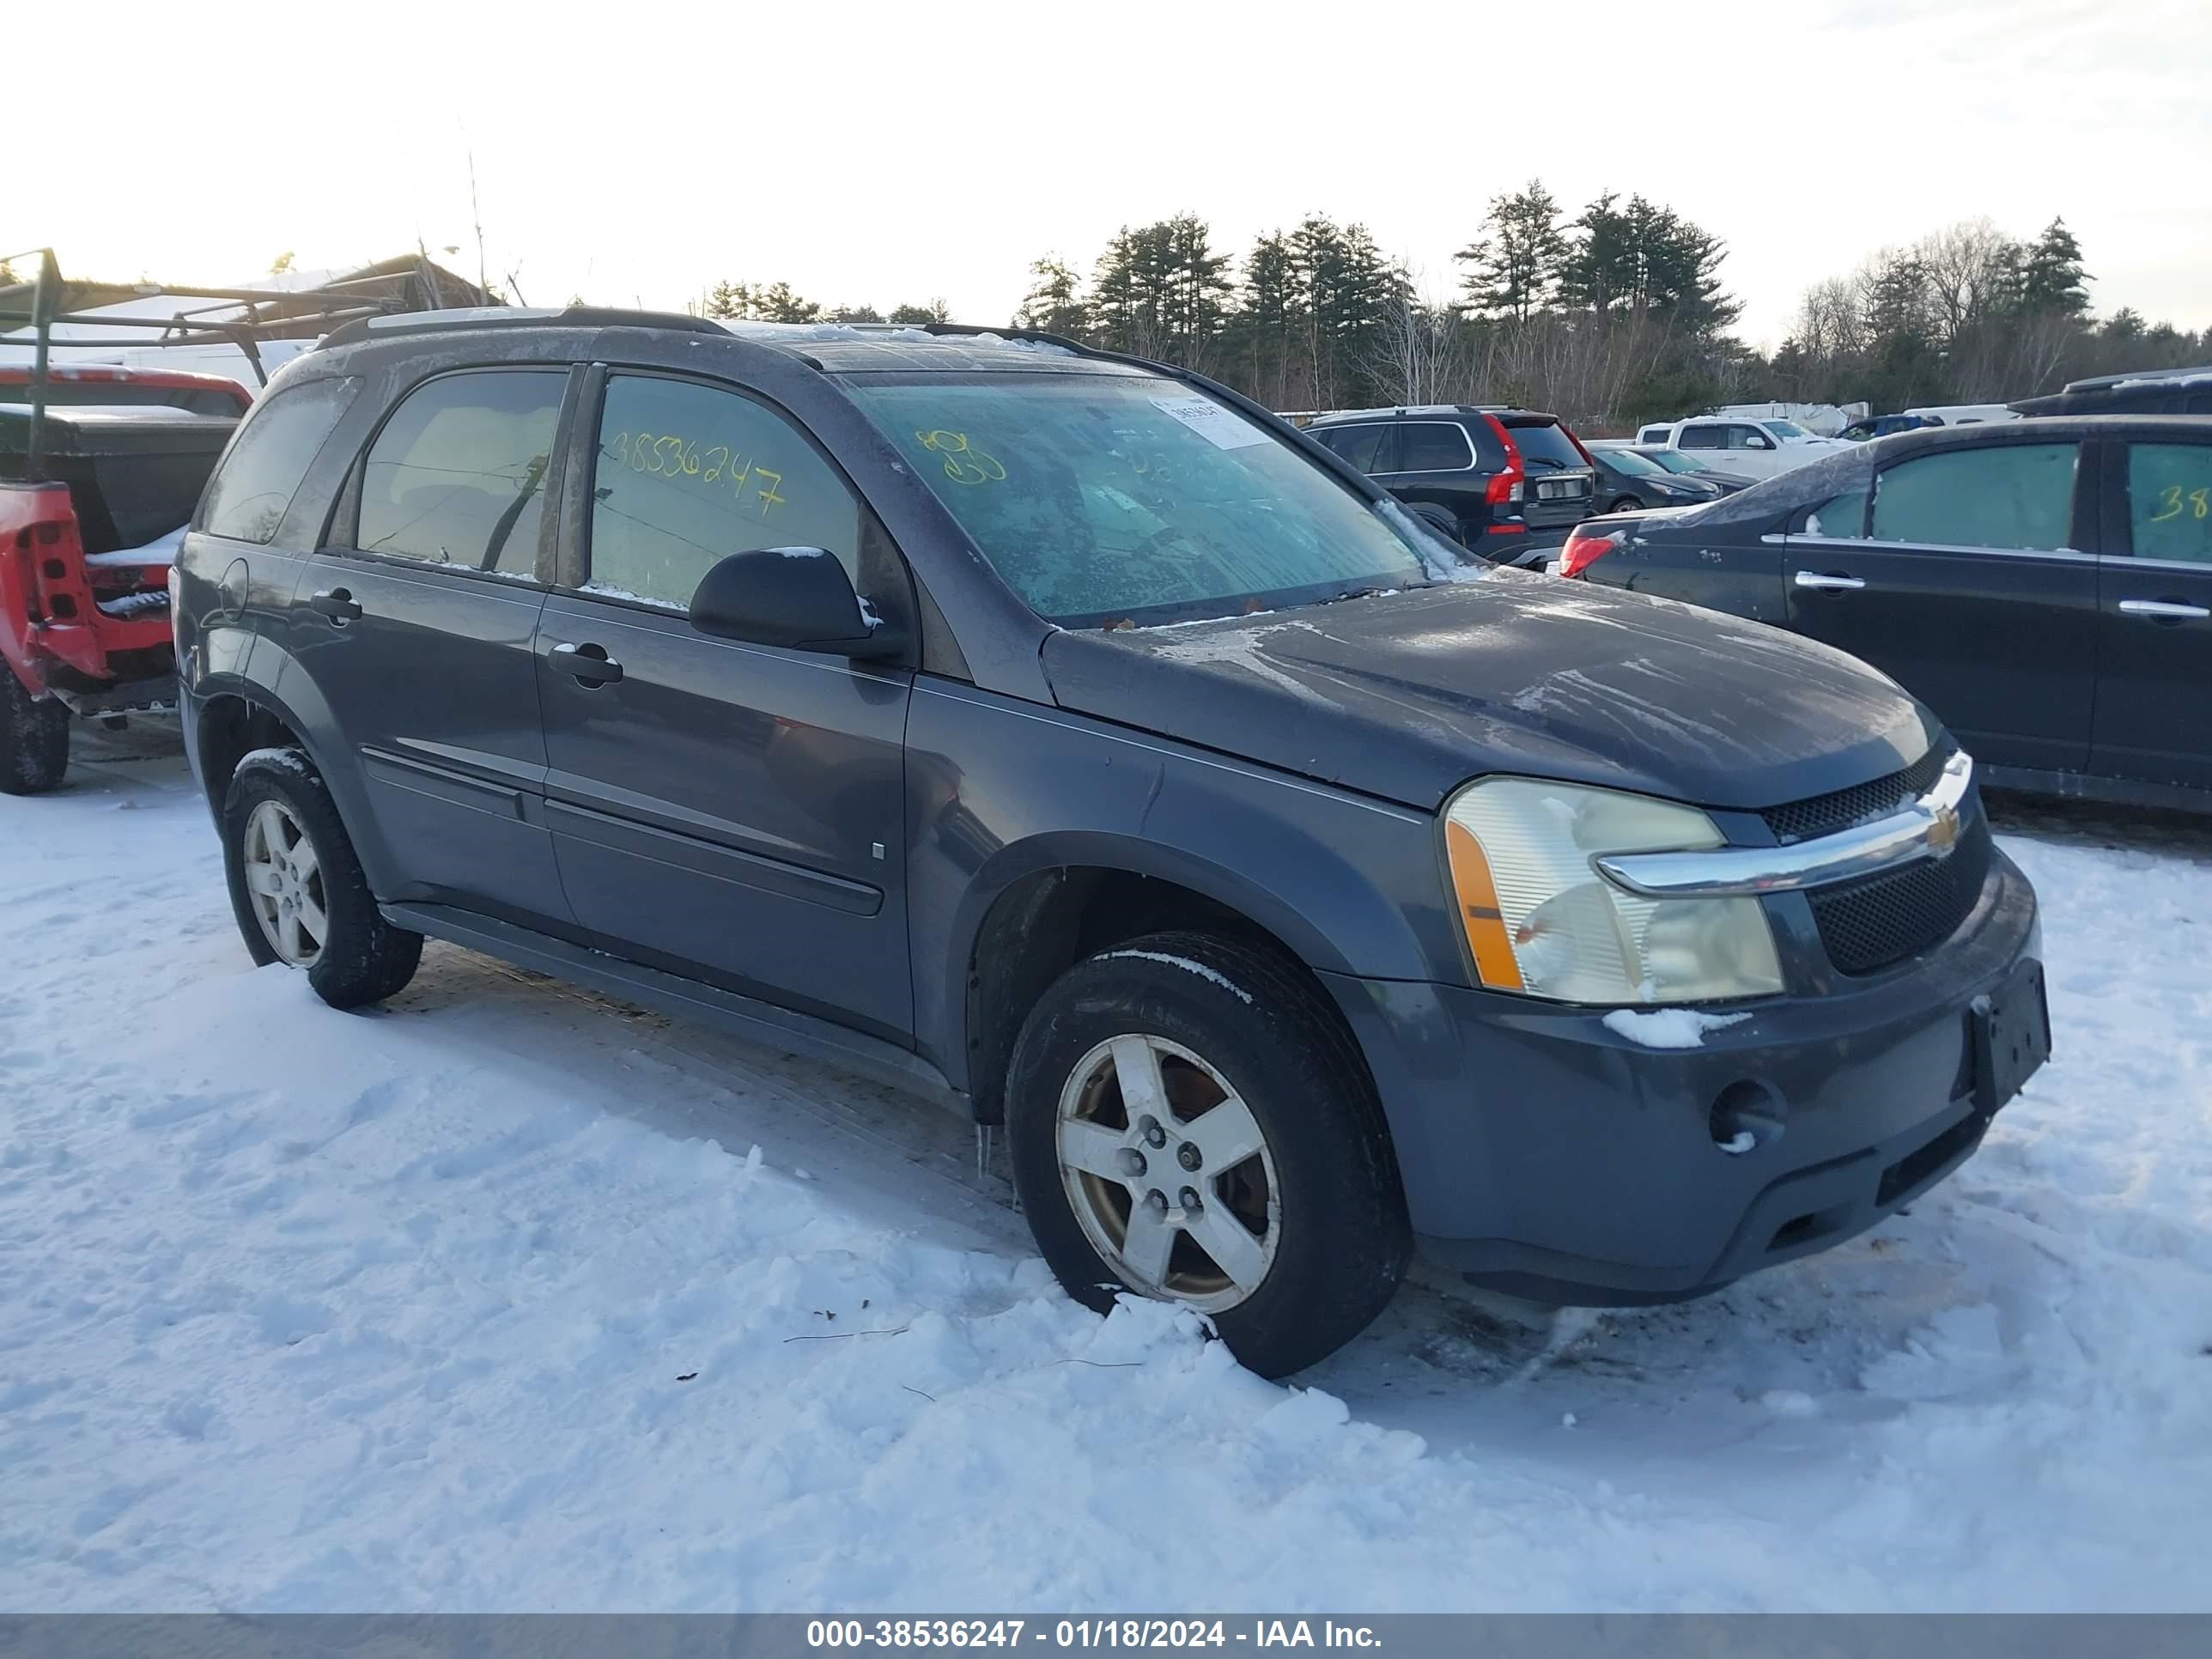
1711;1079;1786;1156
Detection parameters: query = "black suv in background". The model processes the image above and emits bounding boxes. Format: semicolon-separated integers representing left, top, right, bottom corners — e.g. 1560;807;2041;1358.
1305;405;1595;562
173;311;2046;1376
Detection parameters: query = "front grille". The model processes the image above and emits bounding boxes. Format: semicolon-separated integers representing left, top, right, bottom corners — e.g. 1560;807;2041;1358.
1762;744;1950;844
1809;815;1992;975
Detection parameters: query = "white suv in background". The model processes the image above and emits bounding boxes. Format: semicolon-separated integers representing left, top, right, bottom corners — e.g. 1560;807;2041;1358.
1632;416;1845;478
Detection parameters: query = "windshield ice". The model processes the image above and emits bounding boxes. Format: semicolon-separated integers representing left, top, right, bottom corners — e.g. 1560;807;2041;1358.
848;374;1443;628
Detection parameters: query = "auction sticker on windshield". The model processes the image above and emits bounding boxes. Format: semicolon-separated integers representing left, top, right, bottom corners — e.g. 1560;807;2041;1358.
1150;393;1271;450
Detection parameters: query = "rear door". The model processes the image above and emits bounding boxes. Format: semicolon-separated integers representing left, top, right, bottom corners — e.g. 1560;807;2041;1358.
2090;435;2212;792
1781;438;2097;772
294;365;574;930
1370;419;1489;538
532;368;917;1039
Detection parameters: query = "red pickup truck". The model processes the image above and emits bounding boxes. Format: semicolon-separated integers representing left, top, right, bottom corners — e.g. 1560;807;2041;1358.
2;366;249;792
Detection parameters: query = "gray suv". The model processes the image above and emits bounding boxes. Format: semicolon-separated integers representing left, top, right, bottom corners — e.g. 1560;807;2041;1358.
173;308;2050;1376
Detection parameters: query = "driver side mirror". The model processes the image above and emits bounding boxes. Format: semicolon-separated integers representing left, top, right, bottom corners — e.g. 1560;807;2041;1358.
688;548;905;661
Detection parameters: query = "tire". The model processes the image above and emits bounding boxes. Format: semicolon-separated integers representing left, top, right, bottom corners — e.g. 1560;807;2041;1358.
1607;495;1641;514
1;670;70;795
222;748;422;1009
1006;931;1411;1377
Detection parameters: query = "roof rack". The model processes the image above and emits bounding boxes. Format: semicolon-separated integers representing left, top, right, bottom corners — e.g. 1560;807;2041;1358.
314;304;726;353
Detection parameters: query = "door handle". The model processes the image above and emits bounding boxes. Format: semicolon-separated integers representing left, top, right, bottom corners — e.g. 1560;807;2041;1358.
308;587;362;623
2118;599;2210;622
1794;570;1866;591
550;641;623;684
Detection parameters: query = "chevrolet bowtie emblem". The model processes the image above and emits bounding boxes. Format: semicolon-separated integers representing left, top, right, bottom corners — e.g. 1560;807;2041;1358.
1925;801;1961;853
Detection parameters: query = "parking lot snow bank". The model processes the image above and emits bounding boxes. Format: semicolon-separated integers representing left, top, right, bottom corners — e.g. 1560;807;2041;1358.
2;749;2209;1612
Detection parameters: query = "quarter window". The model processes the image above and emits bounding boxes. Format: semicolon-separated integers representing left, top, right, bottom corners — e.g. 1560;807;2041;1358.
1800;489;1870;538
2127;443;2212;564
586;374;862;611
197;376;359;544
1395;422;1474;472
1313;422;1390;473
356;371;562;574
1870;443;2078;552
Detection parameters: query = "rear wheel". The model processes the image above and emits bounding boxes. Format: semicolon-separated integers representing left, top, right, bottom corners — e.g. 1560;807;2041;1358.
1006;931;1410;1378
0;671;70;795
222;750;422;1008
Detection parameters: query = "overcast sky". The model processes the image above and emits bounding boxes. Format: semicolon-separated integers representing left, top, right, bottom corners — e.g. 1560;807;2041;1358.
11;0;2208;351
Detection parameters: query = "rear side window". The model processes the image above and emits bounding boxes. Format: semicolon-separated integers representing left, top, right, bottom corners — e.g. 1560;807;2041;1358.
2127;443;2212;564
1638;425;1671;445
1504;420;1587;471
1396;422;1474;471
1871;443;2077;552
196;376;359;544
356;370;563;574
585;374;863;611
1678;424;1724;450
1313;422;1390;472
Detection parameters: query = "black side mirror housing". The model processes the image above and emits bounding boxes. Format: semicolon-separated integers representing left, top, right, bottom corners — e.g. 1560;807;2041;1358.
687;548;905;660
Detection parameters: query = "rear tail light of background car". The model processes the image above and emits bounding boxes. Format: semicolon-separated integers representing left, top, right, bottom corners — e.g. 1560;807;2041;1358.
1481;415;1527;505
1559;525;1626;579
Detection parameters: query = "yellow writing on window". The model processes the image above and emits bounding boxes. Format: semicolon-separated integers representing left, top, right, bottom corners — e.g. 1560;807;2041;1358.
2148;484;2212;524
608;431;791;518
916;429;1006;485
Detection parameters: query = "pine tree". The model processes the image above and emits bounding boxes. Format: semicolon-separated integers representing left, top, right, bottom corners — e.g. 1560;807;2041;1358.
828;304;885;323
1014;258;1089;337
1455;180;1566;323
2017;217;2091;315
887;300;952;325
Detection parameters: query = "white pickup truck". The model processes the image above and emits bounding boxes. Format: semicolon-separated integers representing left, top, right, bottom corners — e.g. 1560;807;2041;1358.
1630;416;1847;479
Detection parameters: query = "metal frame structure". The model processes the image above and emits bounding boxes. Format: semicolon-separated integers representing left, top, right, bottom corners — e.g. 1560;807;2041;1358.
1;247;487;483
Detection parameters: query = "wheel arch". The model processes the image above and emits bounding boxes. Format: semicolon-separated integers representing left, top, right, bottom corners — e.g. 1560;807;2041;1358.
949;830;1374;1127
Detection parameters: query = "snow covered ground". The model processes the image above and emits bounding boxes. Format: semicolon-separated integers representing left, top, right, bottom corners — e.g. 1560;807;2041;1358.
3;730;2208;1613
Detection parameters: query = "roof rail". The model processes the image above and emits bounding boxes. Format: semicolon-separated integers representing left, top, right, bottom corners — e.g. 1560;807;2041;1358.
316;304;726;353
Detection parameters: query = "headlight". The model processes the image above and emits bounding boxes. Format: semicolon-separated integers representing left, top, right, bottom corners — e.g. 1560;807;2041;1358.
1442;777;1784;1005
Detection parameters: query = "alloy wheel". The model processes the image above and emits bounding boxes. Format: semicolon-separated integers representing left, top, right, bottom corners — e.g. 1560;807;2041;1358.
241;799;329;967
1054;1034;1280;1314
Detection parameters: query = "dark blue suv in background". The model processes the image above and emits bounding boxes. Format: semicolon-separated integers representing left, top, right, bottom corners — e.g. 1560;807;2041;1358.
172;310;2048;1376
1304;404;1597;562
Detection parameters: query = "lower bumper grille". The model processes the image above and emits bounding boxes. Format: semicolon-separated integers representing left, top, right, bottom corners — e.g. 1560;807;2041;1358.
1809;816;1992;975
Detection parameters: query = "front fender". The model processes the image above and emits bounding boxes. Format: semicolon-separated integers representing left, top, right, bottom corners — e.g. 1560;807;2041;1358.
904;678;1462;1091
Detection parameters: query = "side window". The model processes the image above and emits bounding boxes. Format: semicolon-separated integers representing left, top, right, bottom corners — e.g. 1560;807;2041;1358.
1870;442;2078;551
1315;423;1389;473
1678;424;1724;450
1727;424;1770;450
1396;422;1474;471
586;374;862;611
356;370;563;574
2126;443;2212;564
1797;489;1870;538
1638;426;1670;445
196;376;360;544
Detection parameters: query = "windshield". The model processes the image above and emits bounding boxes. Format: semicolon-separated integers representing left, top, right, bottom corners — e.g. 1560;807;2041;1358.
1760;420;1814;441
848;374;1443;627
1644;449;1704;475
1600;447;1666;477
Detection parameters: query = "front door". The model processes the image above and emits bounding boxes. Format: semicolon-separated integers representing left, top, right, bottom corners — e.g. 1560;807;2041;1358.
1782;438;2098;773
291;365;574;930
2092;436;2212;792
534;368;916;1040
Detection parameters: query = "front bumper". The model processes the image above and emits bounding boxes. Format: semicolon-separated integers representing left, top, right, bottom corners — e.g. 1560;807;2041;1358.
1321;849;2042;1304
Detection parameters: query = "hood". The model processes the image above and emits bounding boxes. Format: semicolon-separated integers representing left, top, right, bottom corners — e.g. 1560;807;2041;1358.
1041;573;1936;813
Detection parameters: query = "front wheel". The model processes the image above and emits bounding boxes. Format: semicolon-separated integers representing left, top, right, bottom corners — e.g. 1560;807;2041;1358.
222;749;422;1009
1608;495;1641;514
1006;932;1410;1377
0;671;70;794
